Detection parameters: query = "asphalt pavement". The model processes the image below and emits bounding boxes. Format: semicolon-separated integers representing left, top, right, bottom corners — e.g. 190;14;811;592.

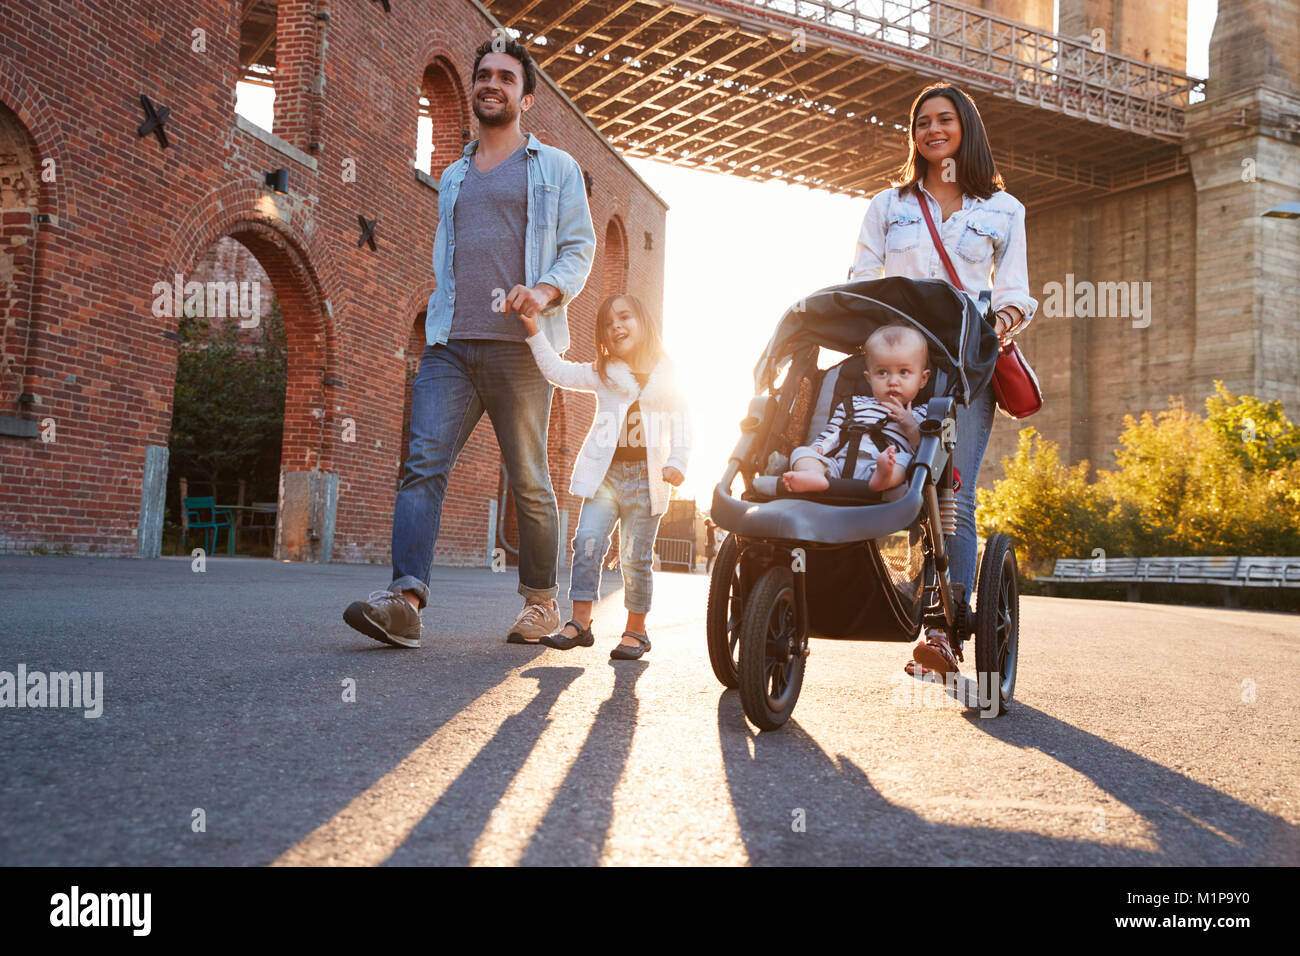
1;554;1296;865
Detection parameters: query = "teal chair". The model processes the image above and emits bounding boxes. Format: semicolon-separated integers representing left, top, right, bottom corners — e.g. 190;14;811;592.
182;496;235;555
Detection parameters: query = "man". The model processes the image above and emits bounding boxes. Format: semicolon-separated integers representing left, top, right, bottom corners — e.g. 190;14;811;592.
344;37;595;648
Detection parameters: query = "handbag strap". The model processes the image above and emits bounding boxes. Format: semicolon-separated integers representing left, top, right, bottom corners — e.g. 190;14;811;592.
918;193;965;293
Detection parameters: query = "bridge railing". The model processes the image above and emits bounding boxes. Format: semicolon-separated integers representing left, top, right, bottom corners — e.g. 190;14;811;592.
737;0;1205;135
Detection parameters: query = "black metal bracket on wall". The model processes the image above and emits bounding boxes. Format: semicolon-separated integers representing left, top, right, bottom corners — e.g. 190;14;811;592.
137;94;171;149
357;215;377;251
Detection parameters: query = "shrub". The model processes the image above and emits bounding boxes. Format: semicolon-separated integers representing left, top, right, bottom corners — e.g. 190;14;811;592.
977;387;1300;567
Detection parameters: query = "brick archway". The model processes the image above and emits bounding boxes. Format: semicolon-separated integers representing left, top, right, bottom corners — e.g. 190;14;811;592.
166;189;341;474
0;101;40;412
419;54;470;174
0;59;78;225
165;194;346;561
601;214;629;300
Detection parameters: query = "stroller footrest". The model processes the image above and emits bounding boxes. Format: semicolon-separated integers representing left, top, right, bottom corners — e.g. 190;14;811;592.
746;475;900;506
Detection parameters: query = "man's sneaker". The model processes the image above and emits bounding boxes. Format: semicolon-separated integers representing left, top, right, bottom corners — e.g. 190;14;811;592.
343;589;422;648
506;599;560;644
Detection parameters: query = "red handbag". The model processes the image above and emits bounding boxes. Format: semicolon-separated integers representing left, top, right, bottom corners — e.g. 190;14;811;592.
918;197;1043;418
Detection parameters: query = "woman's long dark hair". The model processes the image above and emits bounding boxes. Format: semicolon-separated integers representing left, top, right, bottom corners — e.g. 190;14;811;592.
593;293;664;388
892;84;1005;200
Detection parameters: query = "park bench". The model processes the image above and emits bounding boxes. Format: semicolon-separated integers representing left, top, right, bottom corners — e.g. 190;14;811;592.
1040;555;1300;606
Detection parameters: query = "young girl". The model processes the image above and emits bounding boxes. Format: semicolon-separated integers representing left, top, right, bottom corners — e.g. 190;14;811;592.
850;82;1038;679
516;294;691;660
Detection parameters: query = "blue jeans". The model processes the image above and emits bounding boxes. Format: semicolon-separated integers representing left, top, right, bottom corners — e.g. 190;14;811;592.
948;383;996;603
569;460;662;614
391;339;558;610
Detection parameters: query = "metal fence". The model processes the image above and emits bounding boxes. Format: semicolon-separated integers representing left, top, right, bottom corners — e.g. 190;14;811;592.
654;536;696;572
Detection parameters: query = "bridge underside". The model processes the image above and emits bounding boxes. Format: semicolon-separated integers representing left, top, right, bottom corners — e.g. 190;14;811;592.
486;0;1204;209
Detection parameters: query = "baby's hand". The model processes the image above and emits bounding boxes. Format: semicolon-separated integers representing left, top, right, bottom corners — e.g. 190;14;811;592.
880;397;921;446
662;466;684;487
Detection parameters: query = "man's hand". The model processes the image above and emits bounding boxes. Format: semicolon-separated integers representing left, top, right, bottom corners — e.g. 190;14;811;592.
880;397;921;448
505;283;559;321
662;466;684;487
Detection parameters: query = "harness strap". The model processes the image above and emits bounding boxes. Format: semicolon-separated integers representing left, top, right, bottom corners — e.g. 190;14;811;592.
825;399;905;475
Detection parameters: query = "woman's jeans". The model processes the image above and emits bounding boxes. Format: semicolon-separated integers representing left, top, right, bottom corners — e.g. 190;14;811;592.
569;460;663;614
391;340;558;610
948;383;996;606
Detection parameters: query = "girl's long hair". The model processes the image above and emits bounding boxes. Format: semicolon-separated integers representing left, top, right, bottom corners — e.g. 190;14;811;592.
892;83;1005;200
593;293;664;387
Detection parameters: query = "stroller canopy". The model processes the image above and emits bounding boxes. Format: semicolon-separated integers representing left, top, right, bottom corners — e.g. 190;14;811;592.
754;277;1001;406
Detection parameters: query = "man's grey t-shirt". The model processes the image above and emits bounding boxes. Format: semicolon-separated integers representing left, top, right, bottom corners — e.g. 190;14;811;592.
448;143;529;342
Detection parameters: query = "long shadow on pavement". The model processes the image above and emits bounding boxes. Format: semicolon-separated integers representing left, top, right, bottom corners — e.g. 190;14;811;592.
520;660;647;866
384;666;584;865
718;685;1295;864
718;691;1159;865
961;700;1299;865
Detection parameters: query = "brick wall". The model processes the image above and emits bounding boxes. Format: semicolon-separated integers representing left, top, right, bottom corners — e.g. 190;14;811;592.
0;0;668;563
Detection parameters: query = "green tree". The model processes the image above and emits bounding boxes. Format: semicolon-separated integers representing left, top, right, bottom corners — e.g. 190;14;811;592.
1203;380;1300;473
975;426;1107;571
168;304;286;504
977;391;1300;567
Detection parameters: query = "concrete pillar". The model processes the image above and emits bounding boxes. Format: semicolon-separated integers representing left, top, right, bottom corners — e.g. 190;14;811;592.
1183;0;1300;412
275;469;339;562
137;445;169;558
974;0;1055;30
1058;0;1189;71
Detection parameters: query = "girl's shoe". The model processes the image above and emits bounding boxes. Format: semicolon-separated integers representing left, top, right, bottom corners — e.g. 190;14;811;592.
541;619;595;650
610;630;650;660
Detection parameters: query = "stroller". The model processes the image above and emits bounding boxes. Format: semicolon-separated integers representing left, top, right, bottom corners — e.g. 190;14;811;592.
707;276;1021;730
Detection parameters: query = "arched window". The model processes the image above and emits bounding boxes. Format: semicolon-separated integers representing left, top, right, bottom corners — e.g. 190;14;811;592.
235;0;277;129
0;101;39;412
601;215;629;299
416;58;468;176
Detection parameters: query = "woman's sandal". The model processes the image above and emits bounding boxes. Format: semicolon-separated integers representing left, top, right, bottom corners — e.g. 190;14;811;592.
910;628;961;676
541;619;595;650
610;630;650;660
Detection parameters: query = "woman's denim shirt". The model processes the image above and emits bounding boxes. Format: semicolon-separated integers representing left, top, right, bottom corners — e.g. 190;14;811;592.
426;132;596;353
850;184;1038;334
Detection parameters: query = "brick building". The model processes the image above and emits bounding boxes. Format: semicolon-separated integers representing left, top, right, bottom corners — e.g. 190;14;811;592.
0;0;667;563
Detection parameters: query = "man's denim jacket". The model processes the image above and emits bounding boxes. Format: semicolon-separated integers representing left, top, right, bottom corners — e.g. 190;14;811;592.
426;132;596;353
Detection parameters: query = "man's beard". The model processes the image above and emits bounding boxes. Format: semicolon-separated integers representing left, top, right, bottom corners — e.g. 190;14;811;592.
472;96;519;127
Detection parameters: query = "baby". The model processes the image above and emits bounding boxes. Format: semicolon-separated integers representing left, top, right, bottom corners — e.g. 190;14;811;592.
783;324;931;494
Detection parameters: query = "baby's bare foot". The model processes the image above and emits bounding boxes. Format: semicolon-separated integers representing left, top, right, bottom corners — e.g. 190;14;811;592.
783;470;830;493
868;446;901;491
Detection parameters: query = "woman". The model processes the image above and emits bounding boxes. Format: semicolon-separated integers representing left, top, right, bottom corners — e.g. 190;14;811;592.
850;83;1037;679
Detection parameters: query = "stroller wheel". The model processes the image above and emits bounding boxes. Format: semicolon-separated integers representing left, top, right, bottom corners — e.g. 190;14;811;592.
738;566;806;731
975;533;1019;716
706;533;744;688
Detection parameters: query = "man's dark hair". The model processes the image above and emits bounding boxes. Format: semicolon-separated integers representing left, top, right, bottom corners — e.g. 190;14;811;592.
472;36;537;98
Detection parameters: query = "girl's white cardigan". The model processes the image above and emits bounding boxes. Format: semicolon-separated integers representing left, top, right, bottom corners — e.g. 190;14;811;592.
525;331;691;516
